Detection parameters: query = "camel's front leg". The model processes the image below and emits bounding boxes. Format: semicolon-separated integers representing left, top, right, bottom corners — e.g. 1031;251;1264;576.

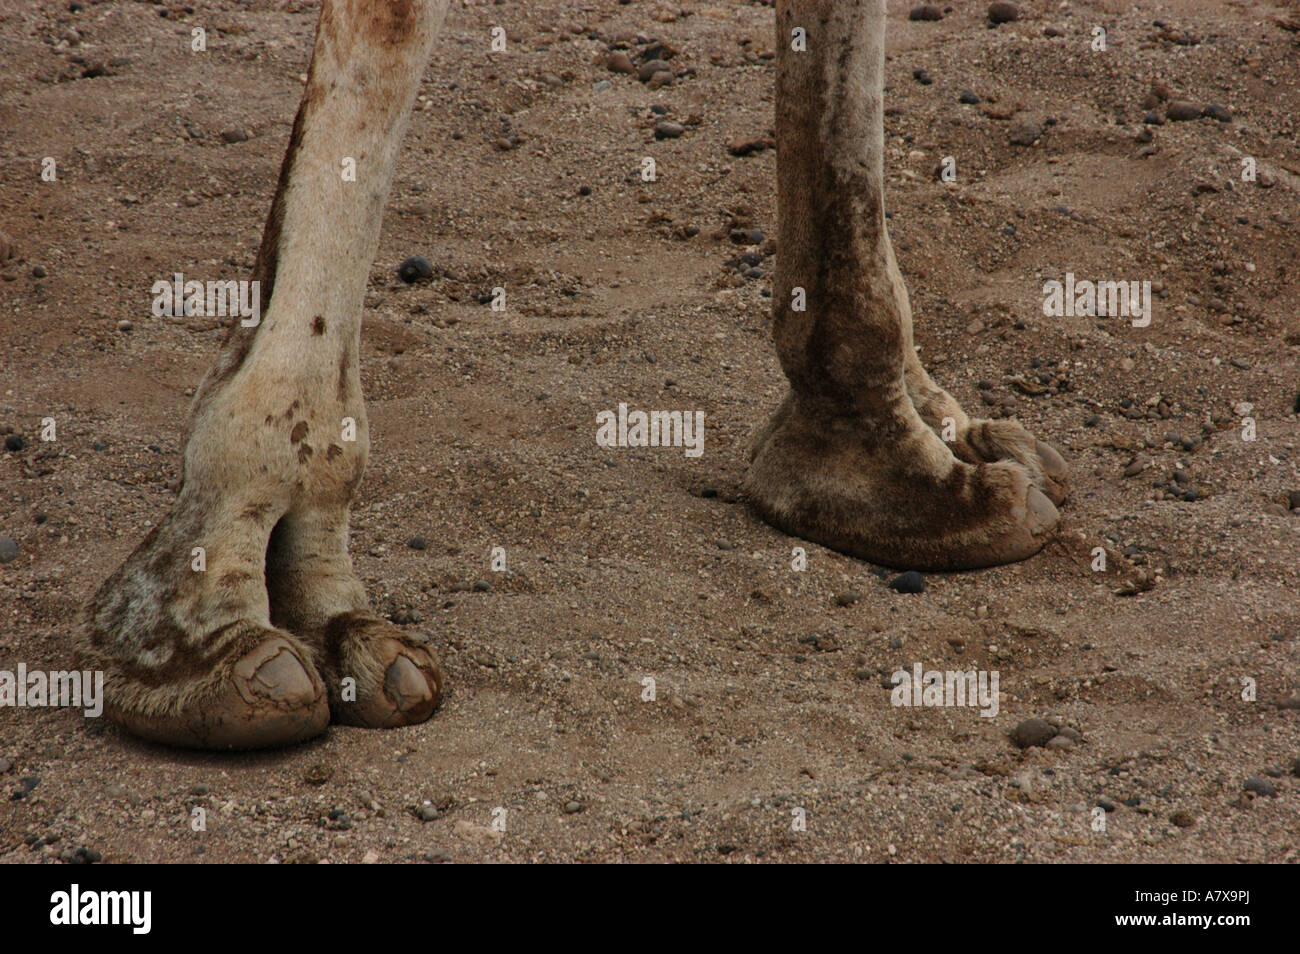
76;0;450;749
745;0;1062;571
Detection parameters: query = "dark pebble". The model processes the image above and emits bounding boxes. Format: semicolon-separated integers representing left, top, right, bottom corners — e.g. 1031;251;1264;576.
958;90;980;105
220;128;250;144
4;434;25;452
1010;718;1056;748
398;256;433;284
0;536;17;564
888;571;926;594
407;534;428;550
1166;100;1203;122
988;2;1021;24
912;68;933;85
908;4;944;21
473;580;491;592
1202;103;1232;123
1243;776;1276;797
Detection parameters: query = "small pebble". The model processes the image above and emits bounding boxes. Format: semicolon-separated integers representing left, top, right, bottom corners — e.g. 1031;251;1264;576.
606;51;635;74
398;256;433;284
653;120;685;140
1201;103;1232;122
407;534;428;550
4;434;24;452
0;536;17;564
988;2;1021;24
888;571;926;594
1010;718;1056;749
1243;776;1276;797
1166;100;1203;122
908;4;944;21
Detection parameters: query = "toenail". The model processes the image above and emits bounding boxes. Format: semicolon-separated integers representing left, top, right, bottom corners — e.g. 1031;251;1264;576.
384;655;434;712
1024;486;1058;533
247;648;316;705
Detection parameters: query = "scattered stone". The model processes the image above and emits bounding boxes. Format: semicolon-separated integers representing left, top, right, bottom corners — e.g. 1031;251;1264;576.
988;2;1021;25
1097;795;1118;812
361;850;380;864
453;819;503;845
727;137;770;157
889;571;926;594
653;120;685;140
473;579;491;592
304;763;332;786
912;68;933;85
31;264;46;279
1169;809;1196;828
0;536;17;564
398;256;433;284
4;434;24;452
1010;718;1056;749
220;128;250;144
1286;490;1300;511
416;802;439;821
425;847;452;863
1123;453;1152;477
1202;103;1232;122
637;59;670;82
834;591;860;607
908;4;944;21
606;51;634;74
1008;121;1042;146
563;800;583;814
0;757;10;774
729;228;764;245
1045;734;1075;752
1243;776;1277;797
957;90;980;105
1165;100;1203;122
1043;25;1065;37
407;534;428;550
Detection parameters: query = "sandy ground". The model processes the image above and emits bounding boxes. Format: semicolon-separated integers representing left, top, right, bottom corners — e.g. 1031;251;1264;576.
1;0;1298;864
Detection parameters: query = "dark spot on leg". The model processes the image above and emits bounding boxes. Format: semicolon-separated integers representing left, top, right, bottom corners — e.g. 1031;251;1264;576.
312;315;326;335
326;444;343;460
298;444;314;464
290;421;309;443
